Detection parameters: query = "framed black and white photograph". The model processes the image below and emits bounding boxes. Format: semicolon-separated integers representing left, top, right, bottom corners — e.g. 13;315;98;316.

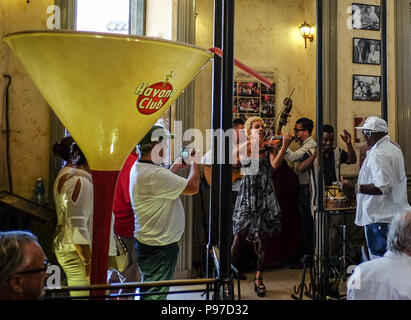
353;74;381;101
352;3;380;31
353;38;381;65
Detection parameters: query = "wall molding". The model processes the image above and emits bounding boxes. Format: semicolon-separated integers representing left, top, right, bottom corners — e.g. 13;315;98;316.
322;0;338;128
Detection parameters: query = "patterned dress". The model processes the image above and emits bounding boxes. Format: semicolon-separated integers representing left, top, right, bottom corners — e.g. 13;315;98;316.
233;156;281;242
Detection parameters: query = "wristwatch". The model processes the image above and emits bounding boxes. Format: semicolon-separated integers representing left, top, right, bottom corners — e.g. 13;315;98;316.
355;183;361;194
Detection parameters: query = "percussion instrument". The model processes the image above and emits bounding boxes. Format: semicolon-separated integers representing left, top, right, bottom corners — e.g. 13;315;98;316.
325;185;351;209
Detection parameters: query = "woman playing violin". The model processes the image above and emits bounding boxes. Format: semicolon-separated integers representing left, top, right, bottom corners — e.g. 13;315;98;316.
231;116;292;297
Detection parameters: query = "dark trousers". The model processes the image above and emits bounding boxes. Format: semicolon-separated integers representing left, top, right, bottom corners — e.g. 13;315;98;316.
297;184;314;258
135;240;179;300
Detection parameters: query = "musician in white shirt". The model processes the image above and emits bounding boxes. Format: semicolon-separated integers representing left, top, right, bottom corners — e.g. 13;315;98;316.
341;117;410;260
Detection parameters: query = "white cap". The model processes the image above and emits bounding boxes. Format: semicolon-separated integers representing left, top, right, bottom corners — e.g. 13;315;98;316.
355;116;388;133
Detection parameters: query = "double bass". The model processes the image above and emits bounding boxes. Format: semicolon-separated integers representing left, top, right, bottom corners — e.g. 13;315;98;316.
265;92;303;265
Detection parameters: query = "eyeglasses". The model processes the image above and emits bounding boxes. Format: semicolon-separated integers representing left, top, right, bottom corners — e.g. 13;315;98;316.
8;260;51;279
362;129;374;137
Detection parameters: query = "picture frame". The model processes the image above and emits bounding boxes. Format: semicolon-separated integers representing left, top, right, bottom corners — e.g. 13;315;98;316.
353;38;381;65
260;95;275;118
353;74;381;101
237;81;260;97
237;97;260;114
352;3;380;31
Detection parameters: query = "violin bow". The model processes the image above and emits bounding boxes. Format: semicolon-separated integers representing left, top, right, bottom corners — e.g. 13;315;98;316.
263;88;295;141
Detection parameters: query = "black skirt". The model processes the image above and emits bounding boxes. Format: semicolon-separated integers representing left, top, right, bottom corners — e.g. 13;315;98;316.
233;157;281;242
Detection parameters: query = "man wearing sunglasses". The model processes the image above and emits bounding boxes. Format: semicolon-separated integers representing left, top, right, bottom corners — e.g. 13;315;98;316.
341;116;410;260
0;231;49;300
284;118;317;261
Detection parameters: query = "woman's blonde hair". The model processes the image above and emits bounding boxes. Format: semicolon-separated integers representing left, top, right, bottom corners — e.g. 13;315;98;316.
244;116;265;134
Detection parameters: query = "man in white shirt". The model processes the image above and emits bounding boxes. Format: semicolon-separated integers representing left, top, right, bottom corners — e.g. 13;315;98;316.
129;125;200;300
285;118;317;259
347;209;411;300
341;116;409;260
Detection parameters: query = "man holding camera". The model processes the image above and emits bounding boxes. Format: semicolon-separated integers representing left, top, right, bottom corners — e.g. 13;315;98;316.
129;125;200;300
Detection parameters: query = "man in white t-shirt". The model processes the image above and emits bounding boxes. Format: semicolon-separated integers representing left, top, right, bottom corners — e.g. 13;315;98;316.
129;125;200;300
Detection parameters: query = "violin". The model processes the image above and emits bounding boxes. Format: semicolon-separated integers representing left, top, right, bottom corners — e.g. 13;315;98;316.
259;136;283;152
260;89;295;152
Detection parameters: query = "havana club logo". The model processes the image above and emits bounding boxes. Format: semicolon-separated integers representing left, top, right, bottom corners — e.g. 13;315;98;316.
135;71;177;115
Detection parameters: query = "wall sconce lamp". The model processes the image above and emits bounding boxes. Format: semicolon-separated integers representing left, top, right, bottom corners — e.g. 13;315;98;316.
299;21;314;49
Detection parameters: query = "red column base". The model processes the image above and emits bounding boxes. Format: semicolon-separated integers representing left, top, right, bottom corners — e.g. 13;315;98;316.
89;170;119;297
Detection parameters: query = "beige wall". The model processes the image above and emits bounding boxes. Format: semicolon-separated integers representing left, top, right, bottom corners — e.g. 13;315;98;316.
337;0;396;176
195;0;317;150
0;0;53;200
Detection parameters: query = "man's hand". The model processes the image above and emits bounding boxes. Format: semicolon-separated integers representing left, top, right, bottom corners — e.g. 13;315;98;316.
185;148;200;165
170;161;187;173
339;176;355;197
340;129;352;145
171;149;200;173
282;133;293;148
312;147;317;159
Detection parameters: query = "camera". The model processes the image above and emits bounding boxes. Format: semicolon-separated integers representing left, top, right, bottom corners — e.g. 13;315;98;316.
180;147;190;163
179;146;197;164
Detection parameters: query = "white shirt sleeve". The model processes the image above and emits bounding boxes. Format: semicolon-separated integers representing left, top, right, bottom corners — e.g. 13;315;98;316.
285;148;307;162
150;168;188;200
369;151;394;194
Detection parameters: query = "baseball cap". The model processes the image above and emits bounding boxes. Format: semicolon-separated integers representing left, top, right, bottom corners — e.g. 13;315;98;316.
139;125;174;146
355;116;388;133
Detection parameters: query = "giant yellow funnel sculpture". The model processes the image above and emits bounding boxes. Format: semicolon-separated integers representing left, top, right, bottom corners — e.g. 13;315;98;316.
3;31;212;288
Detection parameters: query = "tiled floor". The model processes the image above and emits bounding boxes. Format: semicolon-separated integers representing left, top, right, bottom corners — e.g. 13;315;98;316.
168;267;347;300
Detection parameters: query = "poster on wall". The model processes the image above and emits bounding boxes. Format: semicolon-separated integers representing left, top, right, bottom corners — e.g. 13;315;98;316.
233;69;277;136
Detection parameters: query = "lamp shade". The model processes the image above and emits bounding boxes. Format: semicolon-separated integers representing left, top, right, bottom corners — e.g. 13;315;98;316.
299;21;313;37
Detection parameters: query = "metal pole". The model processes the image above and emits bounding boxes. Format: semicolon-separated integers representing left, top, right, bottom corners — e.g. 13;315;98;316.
316;0;328;300
380;0;388;121
207;0;223;281
219;0;235;299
